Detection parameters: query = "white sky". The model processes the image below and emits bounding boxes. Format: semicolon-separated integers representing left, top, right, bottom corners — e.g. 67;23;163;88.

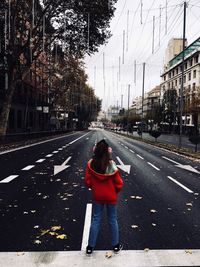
84;0;200;111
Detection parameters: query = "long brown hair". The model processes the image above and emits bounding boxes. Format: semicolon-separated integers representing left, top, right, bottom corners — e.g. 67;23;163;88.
91;139;111;174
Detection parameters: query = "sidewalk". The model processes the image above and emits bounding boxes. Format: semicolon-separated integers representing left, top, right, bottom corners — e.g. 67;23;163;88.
0;250;200;267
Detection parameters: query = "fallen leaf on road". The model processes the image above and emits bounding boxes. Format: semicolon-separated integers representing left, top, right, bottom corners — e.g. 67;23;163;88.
17;252;25;256
34;240;41;244
185;249;193;254
56;234;66;239
131;225;139;229
40;229;50;236
51;226;61;231
105;251;113;258
150;209;157;213
186;203;193;207
49;231;58;236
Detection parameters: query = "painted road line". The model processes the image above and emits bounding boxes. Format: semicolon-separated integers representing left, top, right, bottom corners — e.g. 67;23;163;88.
46;154;53;157
0;175;19;183
81;203;92;251
58;148;63;151
0;132;78;155
129;149;135;153
69;132;90;145
22;165;35;171
162;156;180;165
1;250;200;266
36;159;45;163
124;146;128;149
136;154;144;160
53;151;59;154
147;162;160;171
167;176;194;193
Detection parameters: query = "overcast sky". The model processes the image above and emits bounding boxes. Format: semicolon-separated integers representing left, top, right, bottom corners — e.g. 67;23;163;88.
84;0;200;111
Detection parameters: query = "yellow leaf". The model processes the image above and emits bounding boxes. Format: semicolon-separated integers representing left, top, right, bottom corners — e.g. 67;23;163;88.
40;229;50;236
56;234;66;240
185;249;193;254
51;226;61;231
105;251;113;258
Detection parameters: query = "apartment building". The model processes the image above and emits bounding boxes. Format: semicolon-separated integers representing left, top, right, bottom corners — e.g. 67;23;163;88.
161;37;200;130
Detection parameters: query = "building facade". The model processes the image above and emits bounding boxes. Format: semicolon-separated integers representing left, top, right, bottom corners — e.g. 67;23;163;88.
161;37;200;132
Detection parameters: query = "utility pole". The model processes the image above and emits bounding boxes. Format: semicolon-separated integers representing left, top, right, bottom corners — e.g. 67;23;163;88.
127;84;130;135
141;62;146;138
179;1;187;149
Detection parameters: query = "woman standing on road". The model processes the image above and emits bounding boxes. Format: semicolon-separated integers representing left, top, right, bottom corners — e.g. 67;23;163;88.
84;139;123;255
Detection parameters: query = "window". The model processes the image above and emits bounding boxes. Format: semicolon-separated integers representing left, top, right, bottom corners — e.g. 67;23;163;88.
193;69;196;78
179;77;182;85
184;75;186;83
188;72;191;81
164;75;166;81
175;79;177;86
195;55;199;63
192;82;196;90
188;85;191;91
169;72;171;78
184;62;187;70
172;70;174;76
190;58;193;67
176;68;178;74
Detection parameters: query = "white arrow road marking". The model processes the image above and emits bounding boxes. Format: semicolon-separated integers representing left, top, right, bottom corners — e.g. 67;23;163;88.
54;156;72;175
162;156;200;174
22;165;35;171
0;175;19;183
116;156;131;174
167;176;194;193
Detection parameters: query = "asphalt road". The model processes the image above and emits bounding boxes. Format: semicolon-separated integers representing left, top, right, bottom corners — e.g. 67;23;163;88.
0;129;200;266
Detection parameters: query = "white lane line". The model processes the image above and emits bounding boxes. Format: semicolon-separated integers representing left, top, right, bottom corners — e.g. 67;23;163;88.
0;132;78;155
136;154;144;160
53;151;58;154
81;203;92;251
0;175;19;183
69;132;90;145
22;165;35;171
124;146;128;149
58;148;63;151
147;162;160;171
162;156;179;165
167;176;194;193
36;159;45;163
46;154;53;157
129;149;135;153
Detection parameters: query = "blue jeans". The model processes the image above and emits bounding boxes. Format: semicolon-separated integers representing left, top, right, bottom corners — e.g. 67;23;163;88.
88;203;119;248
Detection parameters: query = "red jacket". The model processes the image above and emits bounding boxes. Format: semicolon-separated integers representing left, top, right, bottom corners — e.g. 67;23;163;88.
85;160;123;204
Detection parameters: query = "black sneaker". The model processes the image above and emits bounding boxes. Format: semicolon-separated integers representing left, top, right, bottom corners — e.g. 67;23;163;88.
113;243;123;254
86;245;93;256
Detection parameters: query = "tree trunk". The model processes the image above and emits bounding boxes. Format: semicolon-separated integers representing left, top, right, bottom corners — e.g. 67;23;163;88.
0;81;16;141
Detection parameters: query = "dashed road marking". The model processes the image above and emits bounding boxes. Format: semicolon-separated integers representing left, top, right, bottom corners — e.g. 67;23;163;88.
46;154;53;157
129;149;135;153
0;175;19;183
147;162;160;171
53;151;59;154
136;154;144;160
36;159;45;163
22;165;35;171
167;176;193;193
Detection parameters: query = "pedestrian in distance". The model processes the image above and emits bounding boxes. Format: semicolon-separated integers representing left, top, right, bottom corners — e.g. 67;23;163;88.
84;139;123;256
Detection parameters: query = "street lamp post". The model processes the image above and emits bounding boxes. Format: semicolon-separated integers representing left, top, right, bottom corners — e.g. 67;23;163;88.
179;1;187;148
